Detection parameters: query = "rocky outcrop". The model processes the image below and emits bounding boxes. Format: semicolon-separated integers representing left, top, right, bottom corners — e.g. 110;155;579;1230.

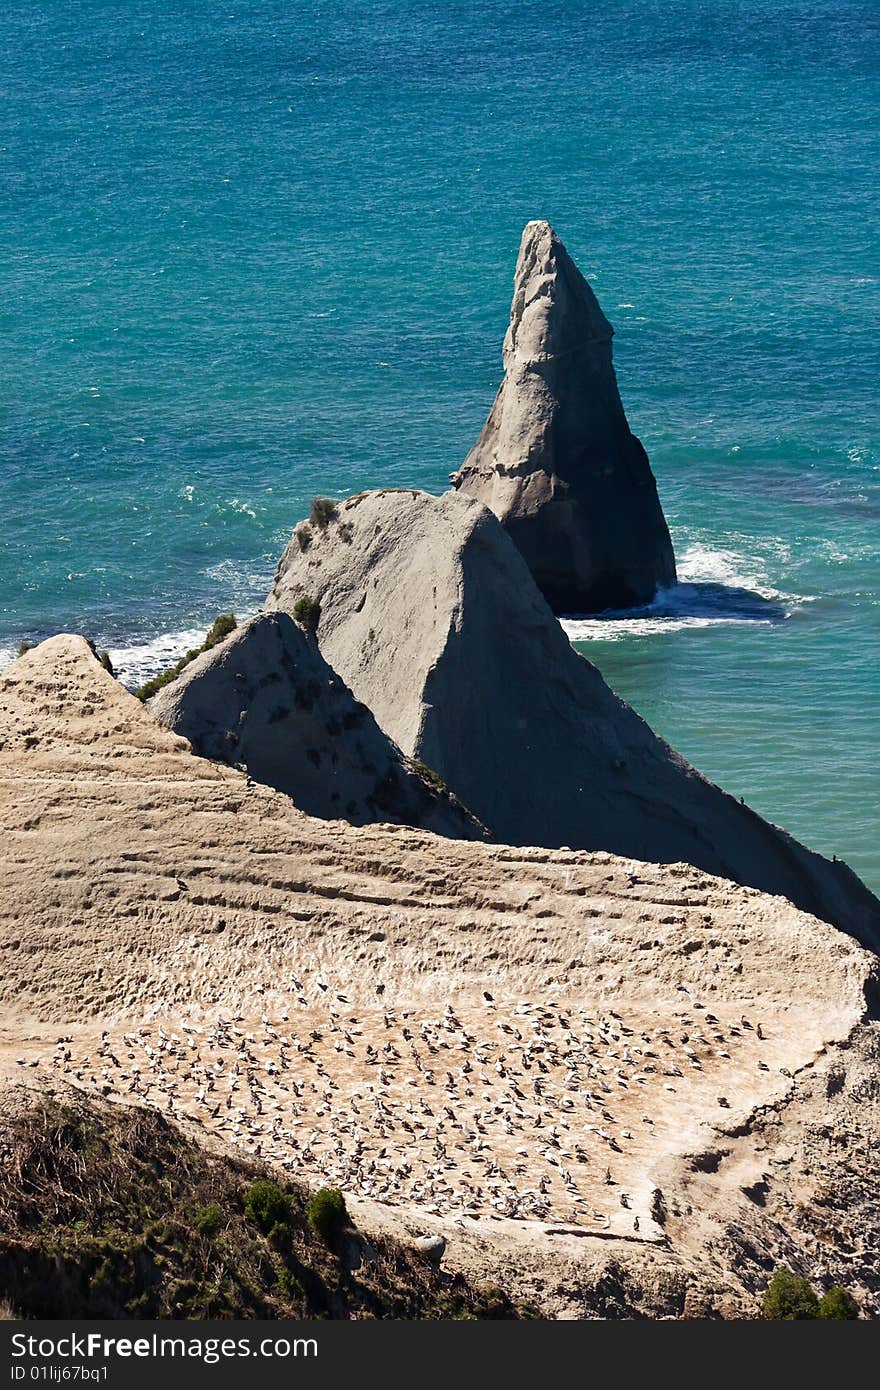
148;612;485;839
452;220;676;612
268;488;880;951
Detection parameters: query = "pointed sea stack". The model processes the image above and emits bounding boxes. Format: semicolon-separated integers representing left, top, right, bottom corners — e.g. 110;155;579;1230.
452;220;676;613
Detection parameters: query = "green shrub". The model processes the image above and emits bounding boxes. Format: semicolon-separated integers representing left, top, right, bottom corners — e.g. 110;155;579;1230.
135;614;237;700
277;1267;303;1301
82;638;115;678
244;1180;292;1236
306;1188;347;1245
204;614;236;648
295;523;312;552
309;497;338;529
17;641;34;657
293;596;321;630
411;759;448;793
762;1267;820;1320
193;1203;223;1237
818;1286;858;1319
267;1220;292;1251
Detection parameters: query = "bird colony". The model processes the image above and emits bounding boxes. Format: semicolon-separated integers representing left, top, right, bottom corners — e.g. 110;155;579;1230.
31;970;774;1240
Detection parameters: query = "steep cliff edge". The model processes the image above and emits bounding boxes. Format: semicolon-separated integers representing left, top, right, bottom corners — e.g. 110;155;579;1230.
268;488;880;951
452;220;676;612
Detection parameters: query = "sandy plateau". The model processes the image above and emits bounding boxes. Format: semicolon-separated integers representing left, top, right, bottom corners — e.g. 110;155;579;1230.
2;636;878;1318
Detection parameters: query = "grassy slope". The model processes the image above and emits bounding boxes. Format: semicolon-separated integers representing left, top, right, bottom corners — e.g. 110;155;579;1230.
0;1091;534;1320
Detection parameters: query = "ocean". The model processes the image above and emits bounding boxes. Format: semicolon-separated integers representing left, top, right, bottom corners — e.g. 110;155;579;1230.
2;1;878;887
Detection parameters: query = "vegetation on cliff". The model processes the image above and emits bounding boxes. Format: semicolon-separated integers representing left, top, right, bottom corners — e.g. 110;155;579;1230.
0;1092;531;1320
762;1266;858;1320
134;615;237;701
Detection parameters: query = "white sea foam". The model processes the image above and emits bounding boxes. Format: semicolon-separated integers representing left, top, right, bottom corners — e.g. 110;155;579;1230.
110;600;269;687
675;541;788;600
562;613;751;641
0;622;256;690
562;542;809;643
107;628;212;689
202;558;274;589
225;497;257;519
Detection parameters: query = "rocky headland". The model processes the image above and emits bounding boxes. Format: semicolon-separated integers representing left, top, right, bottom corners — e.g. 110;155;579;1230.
2;225;878;1320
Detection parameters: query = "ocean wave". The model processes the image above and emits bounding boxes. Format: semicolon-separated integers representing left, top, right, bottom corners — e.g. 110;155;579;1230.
202;558;275;590
225;497;257;519
107;628;213;689
0;622;253;690
675;541;791;600
563;614;757;640
563;543;811;643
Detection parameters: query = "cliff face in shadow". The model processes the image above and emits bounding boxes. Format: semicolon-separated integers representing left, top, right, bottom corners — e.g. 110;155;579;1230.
149;611;486;840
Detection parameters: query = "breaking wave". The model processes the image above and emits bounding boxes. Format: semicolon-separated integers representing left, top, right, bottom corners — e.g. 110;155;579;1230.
562;543;812;642
106;627;215;690
0;622;258;691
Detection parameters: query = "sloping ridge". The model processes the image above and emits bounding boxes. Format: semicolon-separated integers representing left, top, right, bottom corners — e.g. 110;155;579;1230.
268;488;880;951
149;611;486;840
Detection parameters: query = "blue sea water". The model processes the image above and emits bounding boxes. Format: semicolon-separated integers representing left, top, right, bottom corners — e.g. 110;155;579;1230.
2;1;878;886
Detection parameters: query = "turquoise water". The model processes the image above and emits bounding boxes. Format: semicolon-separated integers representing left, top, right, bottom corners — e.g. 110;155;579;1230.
2;1;878;887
